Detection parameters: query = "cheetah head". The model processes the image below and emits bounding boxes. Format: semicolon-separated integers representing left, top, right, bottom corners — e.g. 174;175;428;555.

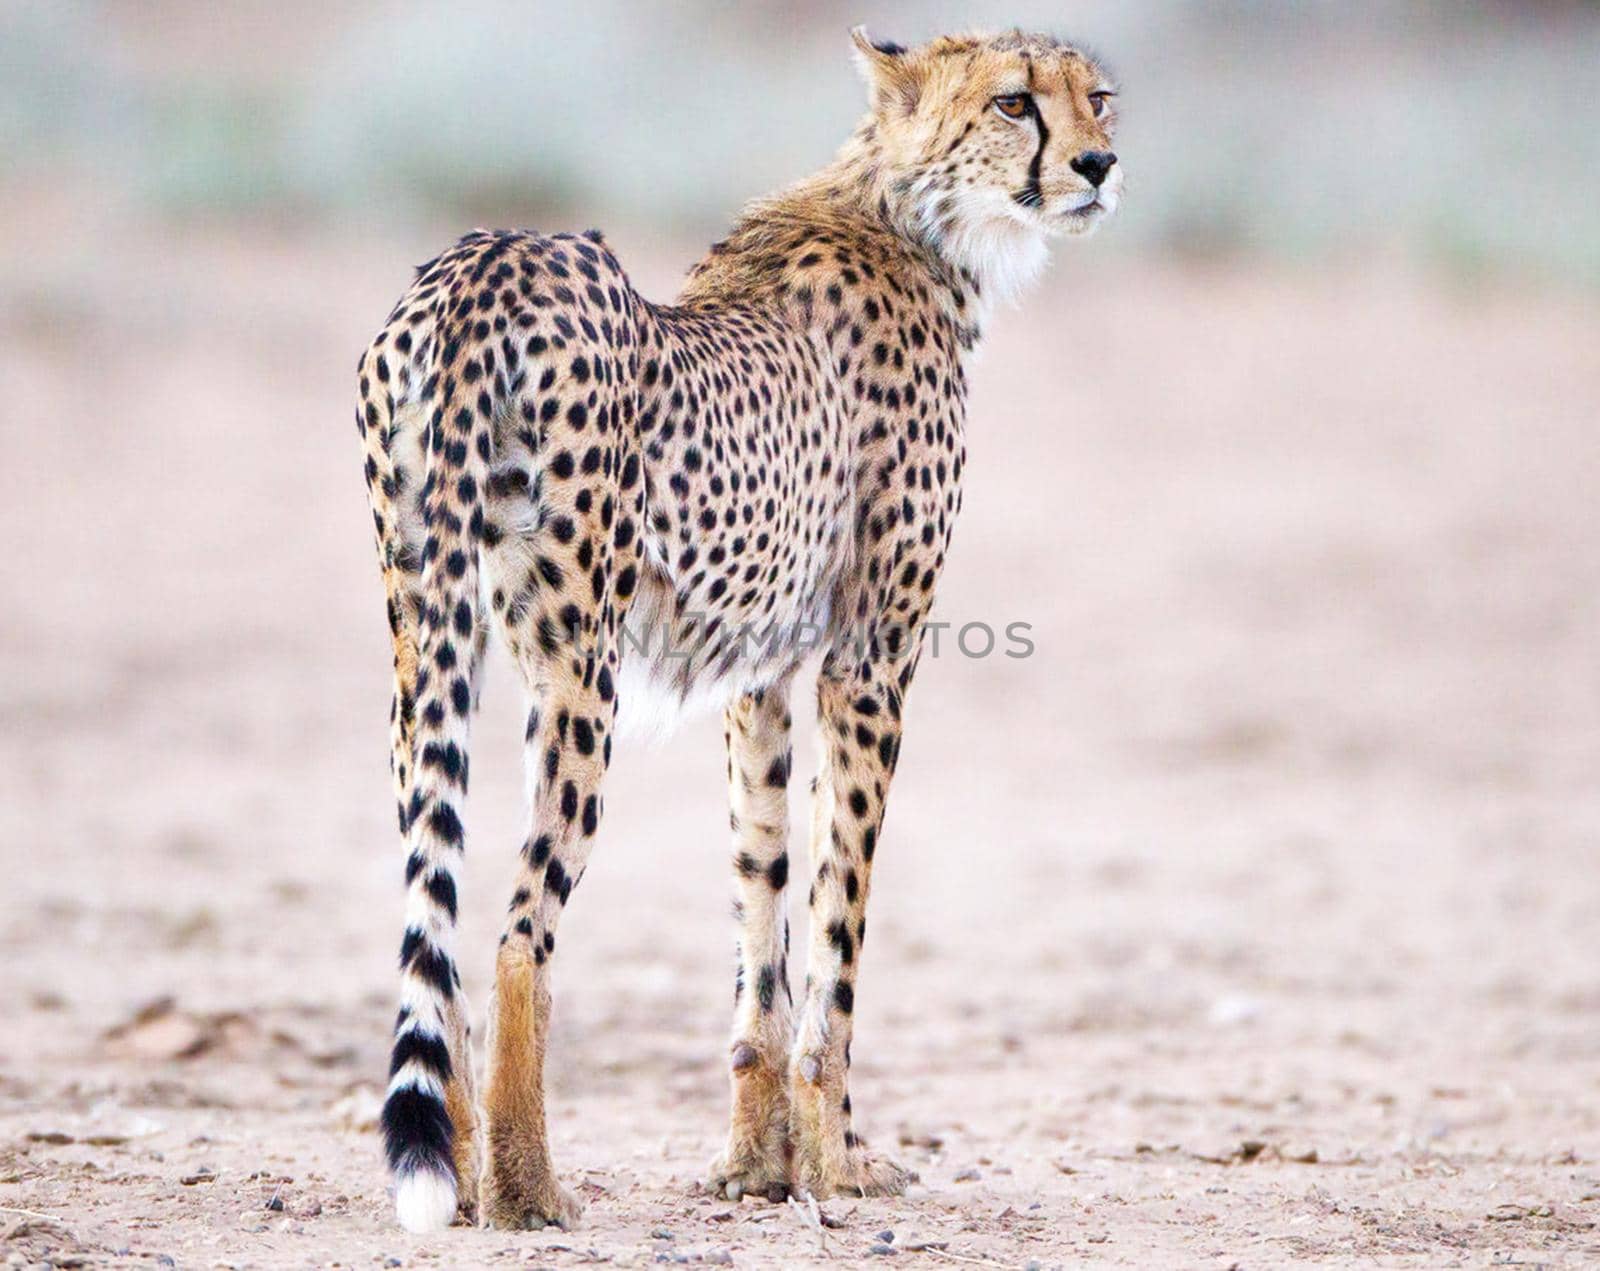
851;27;1121;300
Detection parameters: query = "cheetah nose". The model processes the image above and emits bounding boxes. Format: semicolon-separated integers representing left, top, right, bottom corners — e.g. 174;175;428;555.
1069;150;1117;188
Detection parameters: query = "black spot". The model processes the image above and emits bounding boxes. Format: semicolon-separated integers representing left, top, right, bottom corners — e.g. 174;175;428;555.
878;734;897;769
421;741;462;782
833;980;854;1014
828;919;854;965
398;929;455;1000
544;857;573;904
388;1029;452;1081
424;871;458;921
428;803;464;847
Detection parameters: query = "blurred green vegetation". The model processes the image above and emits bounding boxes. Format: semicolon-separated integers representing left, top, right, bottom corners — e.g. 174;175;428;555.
4;0;1598;287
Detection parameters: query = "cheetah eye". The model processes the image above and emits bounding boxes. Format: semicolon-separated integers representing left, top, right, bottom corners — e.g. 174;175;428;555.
1088;90;1115;119
992;93;1031;120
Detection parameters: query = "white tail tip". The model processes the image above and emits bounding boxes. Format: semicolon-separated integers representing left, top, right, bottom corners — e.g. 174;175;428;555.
395;1168;457;1232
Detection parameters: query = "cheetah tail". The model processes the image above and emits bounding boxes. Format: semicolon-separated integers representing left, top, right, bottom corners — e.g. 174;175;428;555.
370;329;491;1232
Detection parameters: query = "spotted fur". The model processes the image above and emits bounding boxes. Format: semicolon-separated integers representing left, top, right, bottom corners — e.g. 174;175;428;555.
355;27;1120;1231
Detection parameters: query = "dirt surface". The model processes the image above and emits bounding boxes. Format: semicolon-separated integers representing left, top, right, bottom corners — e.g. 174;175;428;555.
3;204;1599;1268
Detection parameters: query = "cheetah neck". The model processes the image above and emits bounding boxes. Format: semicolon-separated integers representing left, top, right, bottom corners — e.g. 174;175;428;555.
828;119;1051;323
686;122;1048;348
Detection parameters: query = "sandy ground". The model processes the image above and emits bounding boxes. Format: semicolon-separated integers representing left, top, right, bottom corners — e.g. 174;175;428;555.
2;204;1599;1268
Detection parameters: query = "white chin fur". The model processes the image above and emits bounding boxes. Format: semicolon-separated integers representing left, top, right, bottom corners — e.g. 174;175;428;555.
1060;186;1120;237
918;187;1050;313
395;1169;457;1233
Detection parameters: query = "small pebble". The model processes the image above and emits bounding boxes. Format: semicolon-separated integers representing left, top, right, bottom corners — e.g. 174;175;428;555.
876;1229;895;1243
953;1167;981;1182
651;1228;674;1241
868;1243;897;1257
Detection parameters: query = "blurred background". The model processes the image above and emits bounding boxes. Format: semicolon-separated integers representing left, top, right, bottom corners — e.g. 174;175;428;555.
2;2;1598;1266
6;0;1600;281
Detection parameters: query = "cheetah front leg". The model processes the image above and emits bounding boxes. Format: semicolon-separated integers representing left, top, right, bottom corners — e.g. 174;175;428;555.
790;661;915;1199
708;683;796;1202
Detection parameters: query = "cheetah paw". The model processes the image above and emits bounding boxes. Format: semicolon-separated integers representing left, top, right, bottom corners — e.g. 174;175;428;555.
796;1147;916;1200
707;1149;791;1204
847;1149;916;1197
479;1177;583;1230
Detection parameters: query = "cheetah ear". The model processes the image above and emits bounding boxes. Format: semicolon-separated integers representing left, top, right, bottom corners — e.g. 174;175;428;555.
850;26;922;117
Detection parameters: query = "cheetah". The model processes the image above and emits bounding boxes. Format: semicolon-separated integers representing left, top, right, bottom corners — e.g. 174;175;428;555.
355;28;1121;1232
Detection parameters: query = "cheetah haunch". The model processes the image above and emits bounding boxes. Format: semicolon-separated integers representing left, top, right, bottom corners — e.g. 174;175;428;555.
355;28;1120;1232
